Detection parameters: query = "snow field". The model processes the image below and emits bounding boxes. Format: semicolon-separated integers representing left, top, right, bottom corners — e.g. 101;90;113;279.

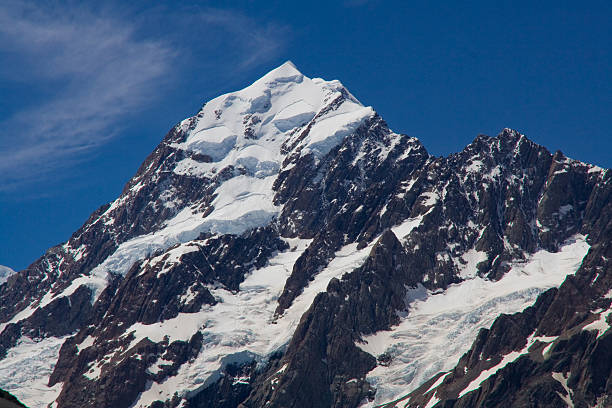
357;235;589;407
0;335;66;407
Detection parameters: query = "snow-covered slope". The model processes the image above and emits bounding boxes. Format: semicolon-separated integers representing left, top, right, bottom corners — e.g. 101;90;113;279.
357;235;589;406
0;62;609;408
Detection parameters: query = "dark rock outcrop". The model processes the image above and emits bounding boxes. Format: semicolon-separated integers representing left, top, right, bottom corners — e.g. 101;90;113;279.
274;115;429;315
0;389;26;408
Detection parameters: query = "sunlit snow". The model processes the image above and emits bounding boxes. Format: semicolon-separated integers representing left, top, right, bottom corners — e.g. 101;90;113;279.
358;235;589;407
0;335;66;407
582;307;612;339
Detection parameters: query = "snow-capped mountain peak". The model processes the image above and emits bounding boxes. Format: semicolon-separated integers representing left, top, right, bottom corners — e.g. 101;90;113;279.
251;60;303;84
80;62;375;285
175;60;370;169
0;61;609;408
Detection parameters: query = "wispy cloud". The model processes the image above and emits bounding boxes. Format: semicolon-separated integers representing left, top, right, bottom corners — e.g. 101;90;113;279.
0;1;174;187
0;1;287;191
185;7;287;72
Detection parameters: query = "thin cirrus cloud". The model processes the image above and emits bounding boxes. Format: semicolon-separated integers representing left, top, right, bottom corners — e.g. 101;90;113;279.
0;1;287;191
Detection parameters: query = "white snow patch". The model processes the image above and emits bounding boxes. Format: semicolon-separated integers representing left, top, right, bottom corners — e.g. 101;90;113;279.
126;312;209;351
77;335;96;352
420;192;439;207
582;307;612;339
179;284;199;305
0;335;67;407
357;235;589;407
300;106;374;157
71;245;87;262
401;177;419;194
426;371;450;394
424;394;440;408
0;265;16;285
542;341;556;358
552;372;574;407
396;143;416;162
145;243;200;276
84;359;104;380
289;241;373;312
391;214;426;241
456;249;488;279
376;132;403;163
486;166;501;179
588;165;603;174
147;357;175;375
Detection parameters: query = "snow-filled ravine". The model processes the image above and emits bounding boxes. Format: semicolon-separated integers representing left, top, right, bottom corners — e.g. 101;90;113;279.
357;235;590;407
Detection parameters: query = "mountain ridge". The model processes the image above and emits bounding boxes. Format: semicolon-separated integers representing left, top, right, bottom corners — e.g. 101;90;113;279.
0;62;609;408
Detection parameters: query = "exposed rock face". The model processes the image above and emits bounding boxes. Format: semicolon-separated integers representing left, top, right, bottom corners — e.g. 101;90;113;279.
274;115;429;314
0;388;26;408
240;230;419;408
396;170;612;408
0;62;609;408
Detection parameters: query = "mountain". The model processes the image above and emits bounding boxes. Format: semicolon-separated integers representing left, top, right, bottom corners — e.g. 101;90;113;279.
0;62;609;408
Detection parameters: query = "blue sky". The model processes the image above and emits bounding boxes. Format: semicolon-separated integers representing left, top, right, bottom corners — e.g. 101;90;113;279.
1;0;610;270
